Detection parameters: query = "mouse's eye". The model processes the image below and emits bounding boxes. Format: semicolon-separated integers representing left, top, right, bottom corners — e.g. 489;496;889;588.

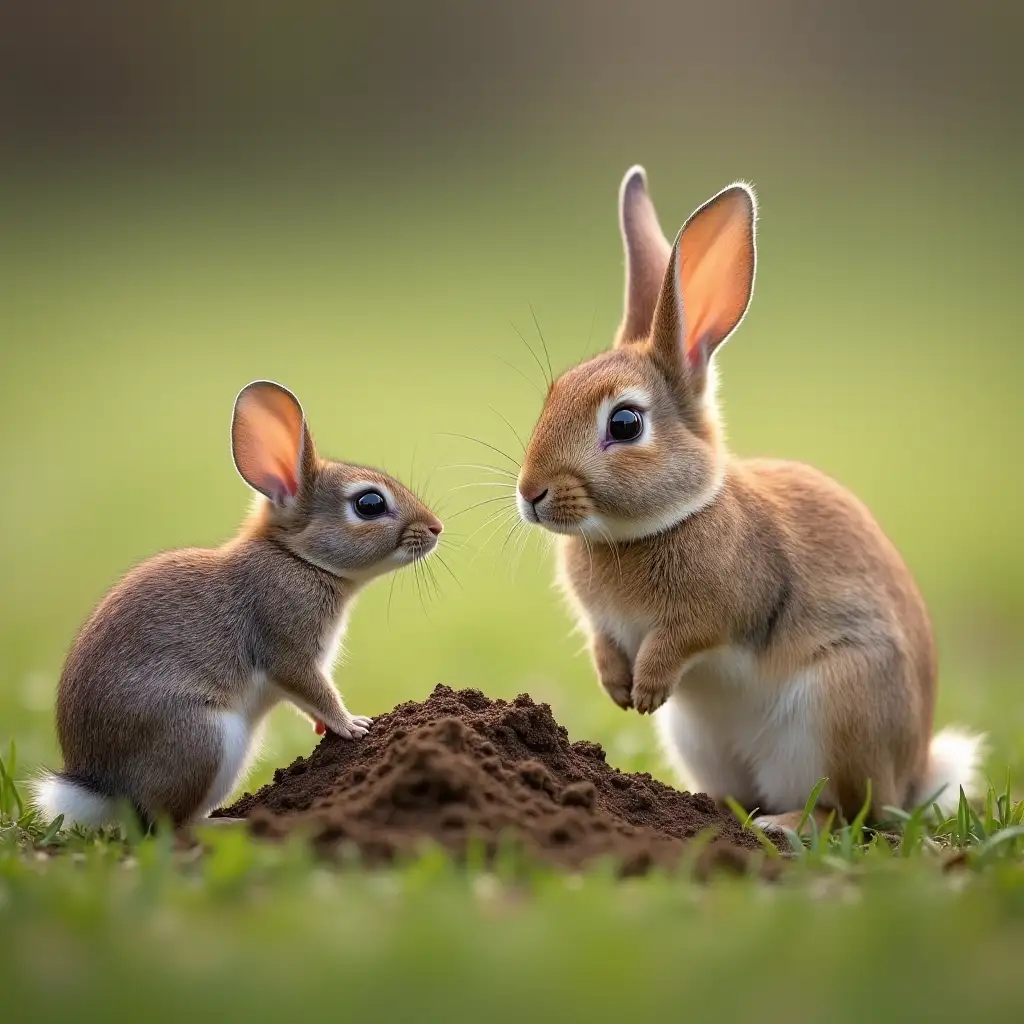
353;490;388;519
608;406;644;443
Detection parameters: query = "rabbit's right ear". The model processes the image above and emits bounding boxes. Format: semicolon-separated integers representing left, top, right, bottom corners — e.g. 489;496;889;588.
648;183;756;395
231;381;313;505
616;165;672;346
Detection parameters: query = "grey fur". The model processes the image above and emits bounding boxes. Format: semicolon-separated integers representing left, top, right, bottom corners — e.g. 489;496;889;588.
34;381;442;828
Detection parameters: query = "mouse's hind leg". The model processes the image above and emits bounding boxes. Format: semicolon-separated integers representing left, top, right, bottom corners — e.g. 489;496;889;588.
125;708;242;827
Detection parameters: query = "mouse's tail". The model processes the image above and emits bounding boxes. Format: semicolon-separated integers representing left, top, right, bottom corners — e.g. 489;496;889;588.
29;770;118;828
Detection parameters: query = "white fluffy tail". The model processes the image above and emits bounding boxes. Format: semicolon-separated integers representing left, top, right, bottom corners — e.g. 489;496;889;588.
29;771;118;829
918;727;987;816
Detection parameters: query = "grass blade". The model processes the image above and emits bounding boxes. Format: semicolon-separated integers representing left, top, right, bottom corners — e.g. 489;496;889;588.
850;779;873;846
973;826;1024;864
1001;767;1013;828
37;813;64;847
783;829;807;855
797;777;829;835
0;745;24;820
724;796;780;859
0;753;10;820
957;787;971;846
724;795;758;830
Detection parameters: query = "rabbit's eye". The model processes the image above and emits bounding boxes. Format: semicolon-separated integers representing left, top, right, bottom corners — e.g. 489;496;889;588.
353;490;388;519
608;407;644;443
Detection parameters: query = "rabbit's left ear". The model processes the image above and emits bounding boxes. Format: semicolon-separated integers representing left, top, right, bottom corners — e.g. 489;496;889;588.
616;166;672;346
650;183;757;389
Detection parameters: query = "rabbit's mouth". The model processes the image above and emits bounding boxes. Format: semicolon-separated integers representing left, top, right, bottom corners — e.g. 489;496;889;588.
516;481;596;536
395;530;439;564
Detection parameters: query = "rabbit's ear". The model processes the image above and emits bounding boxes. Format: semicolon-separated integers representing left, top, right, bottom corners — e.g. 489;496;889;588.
615;166;672;346
231;381;313;505
649;183;757;390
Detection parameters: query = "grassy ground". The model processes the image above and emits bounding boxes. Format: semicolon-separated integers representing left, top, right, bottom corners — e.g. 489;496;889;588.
3;758;1024;1021
1;148;1022;1019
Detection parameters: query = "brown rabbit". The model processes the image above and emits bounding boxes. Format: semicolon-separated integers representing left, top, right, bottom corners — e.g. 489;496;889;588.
515;167;983;831
32;381;443;829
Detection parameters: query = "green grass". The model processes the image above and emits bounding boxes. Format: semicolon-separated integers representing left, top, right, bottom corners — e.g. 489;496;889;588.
1;148;1022;1020
3;746;1024;1022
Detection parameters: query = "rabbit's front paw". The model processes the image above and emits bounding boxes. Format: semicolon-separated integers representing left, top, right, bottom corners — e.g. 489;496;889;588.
593;635;634;710
631;679;671;715
599;668;634;710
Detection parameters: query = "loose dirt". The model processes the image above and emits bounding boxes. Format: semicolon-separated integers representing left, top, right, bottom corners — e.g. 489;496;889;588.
216;685;780;878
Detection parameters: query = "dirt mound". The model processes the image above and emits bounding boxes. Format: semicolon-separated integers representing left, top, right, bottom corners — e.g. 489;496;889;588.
217;685;779;877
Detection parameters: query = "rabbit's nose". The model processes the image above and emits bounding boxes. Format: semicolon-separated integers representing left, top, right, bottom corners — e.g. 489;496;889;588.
521;486;549;506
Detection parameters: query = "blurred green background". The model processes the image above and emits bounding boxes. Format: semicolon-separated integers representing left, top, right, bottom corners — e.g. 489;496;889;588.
1;0;1022;793
2;5;1024;1021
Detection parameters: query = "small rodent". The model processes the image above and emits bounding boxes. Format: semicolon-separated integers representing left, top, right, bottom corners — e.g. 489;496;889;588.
32;380;442;829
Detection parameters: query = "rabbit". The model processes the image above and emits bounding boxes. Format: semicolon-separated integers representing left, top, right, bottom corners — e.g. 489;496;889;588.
31;380;443;830
514;166;984;832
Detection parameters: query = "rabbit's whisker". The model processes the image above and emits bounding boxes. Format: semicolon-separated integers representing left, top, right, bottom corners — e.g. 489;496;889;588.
593;522;623;582
469;508;522;566
448;495;517;519
495;355;544;397
448;482;517;492
510;319;551;391
459;504;521;551
439;433;521;472
579;299;598;362
488;405;528;456
580;530;595;590
439;463;519;480
528;301;555;387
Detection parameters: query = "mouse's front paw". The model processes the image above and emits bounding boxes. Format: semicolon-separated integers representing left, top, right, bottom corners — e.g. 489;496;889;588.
326;713;373;740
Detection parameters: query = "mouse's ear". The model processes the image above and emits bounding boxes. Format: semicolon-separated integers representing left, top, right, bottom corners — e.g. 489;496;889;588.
231;381;314;505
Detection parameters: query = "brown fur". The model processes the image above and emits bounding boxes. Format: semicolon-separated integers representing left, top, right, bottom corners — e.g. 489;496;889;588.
40;381;442;828
516;169;980;827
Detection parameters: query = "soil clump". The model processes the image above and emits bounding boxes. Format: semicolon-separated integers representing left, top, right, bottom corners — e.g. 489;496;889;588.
217;685;780;878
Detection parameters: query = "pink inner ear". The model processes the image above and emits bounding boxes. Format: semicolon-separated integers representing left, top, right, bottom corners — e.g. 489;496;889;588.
679;192;755;365
266;460;299;504
685;332;711;369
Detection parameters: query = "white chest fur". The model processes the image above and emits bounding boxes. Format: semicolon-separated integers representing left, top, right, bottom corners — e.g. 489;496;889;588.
202;669;277;817
318;609;350;674
560;550;825;814
200;610;352;821
656;650;826;813
599;611;650;664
